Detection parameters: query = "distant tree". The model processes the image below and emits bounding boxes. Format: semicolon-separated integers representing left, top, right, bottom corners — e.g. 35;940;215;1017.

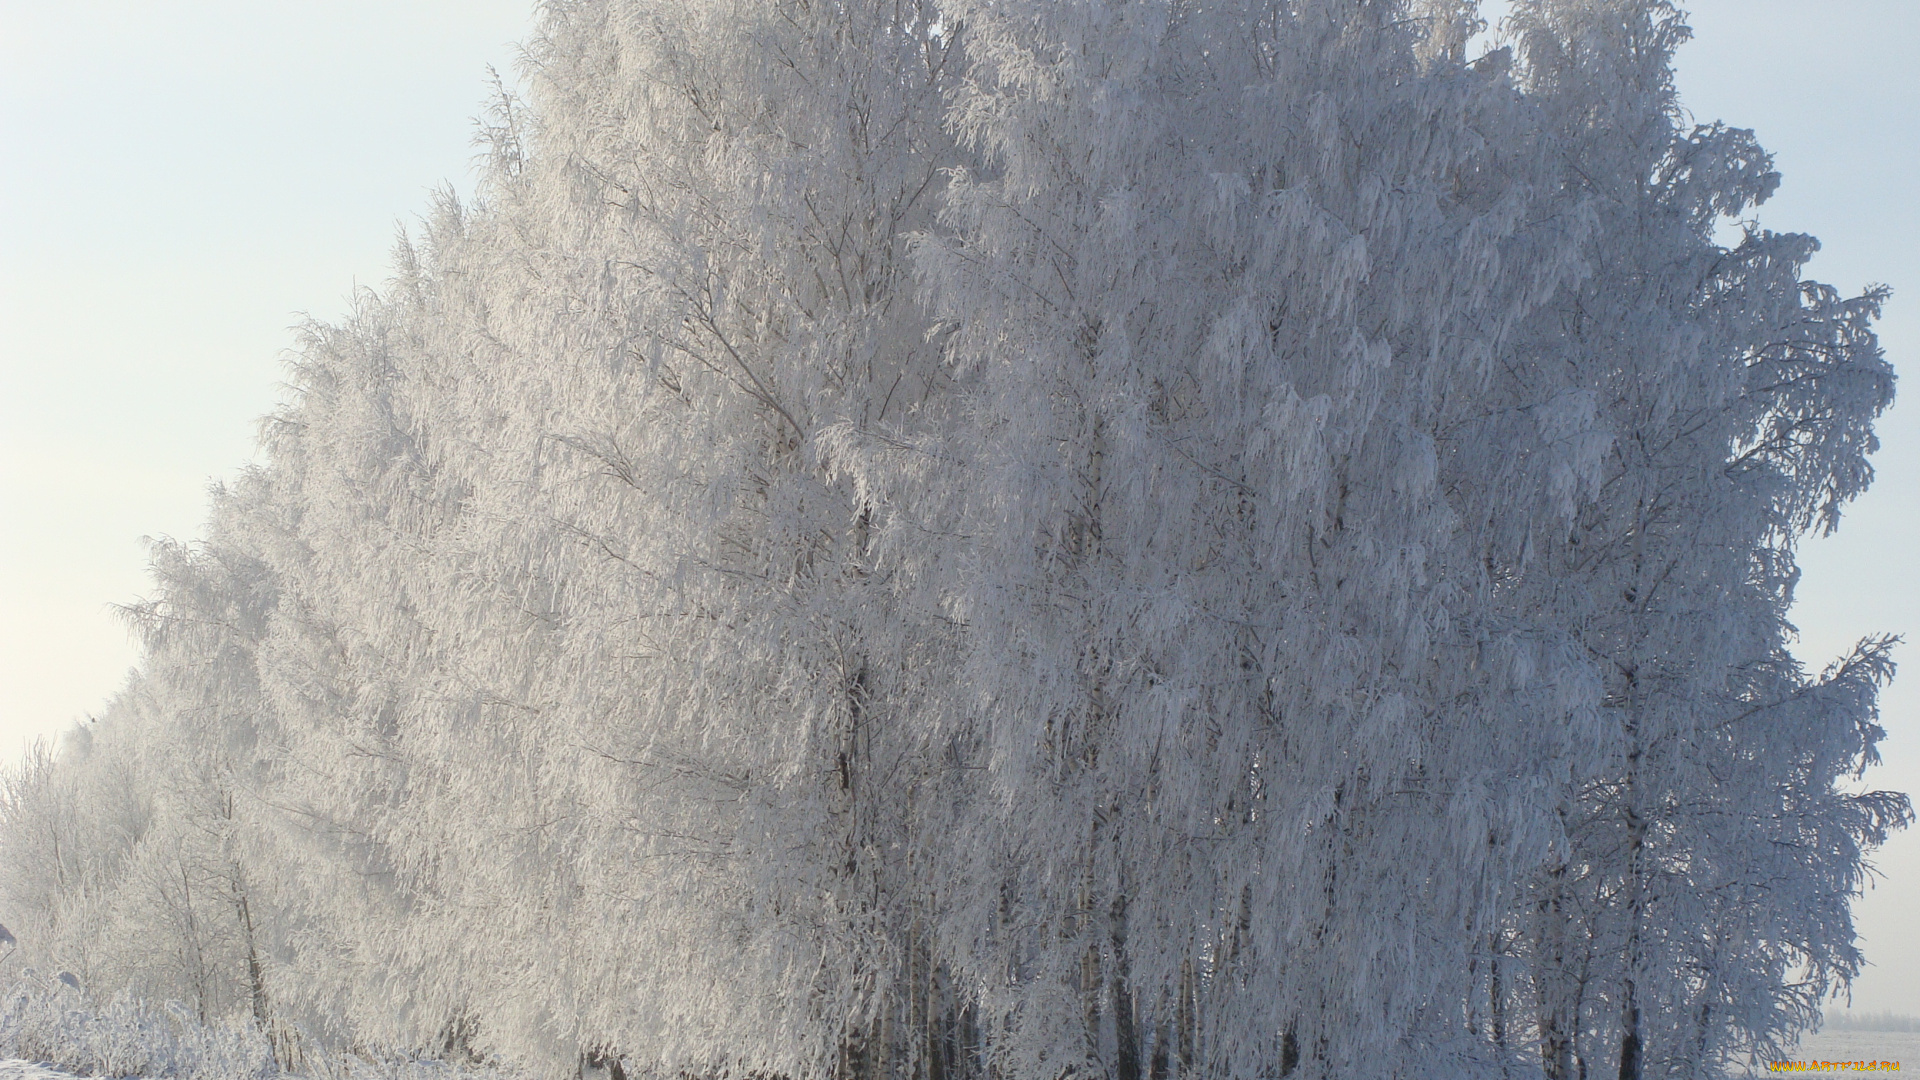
1826;1011;1920;1034
0;517;290;1044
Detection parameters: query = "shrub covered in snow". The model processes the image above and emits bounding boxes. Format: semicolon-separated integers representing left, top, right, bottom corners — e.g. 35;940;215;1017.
0;973;273;1080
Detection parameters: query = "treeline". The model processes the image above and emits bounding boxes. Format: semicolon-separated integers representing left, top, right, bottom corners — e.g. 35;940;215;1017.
1824;1012;1920;1034
0;1;1907;1079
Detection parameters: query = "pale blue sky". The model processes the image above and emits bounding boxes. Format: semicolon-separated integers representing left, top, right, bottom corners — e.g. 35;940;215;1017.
1;0;1915;1016
1;0;533;744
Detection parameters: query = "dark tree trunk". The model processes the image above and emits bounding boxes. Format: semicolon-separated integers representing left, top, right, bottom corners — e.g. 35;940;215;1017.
1111;893;1140;1080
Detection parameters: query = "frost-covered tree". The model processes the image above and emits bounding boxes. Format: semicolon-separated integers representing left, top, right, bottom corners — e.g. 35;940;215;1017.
1509;298;1906;1067
224;2;970;1075
0;513;285;1036
894;1;1610;1074
1488;3;1907;1078
1;2;1904;1079
0;731;146;993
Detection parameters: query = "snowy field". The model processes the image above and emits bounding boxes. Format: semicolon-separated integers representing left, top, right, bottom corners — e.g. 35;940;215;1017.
1741;1030;1920;1075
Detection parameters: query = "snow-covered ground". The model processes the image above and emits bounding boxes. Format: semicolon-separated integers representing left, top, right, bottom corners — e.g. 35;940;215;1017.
6;1040;1916;1080
1738;1030;1920;1075
0;1062;85;1080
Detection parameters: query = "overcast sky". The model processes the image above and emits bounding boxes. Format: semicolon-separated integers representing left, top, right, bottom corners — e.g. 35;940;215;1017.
2;0;1916;1017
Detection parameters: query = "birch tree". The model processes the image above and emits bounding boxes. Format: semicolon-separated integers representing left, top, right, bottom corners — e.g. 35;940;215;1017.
904;1;1612;1074
232;2;969;1075
1503;2;1907;1076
